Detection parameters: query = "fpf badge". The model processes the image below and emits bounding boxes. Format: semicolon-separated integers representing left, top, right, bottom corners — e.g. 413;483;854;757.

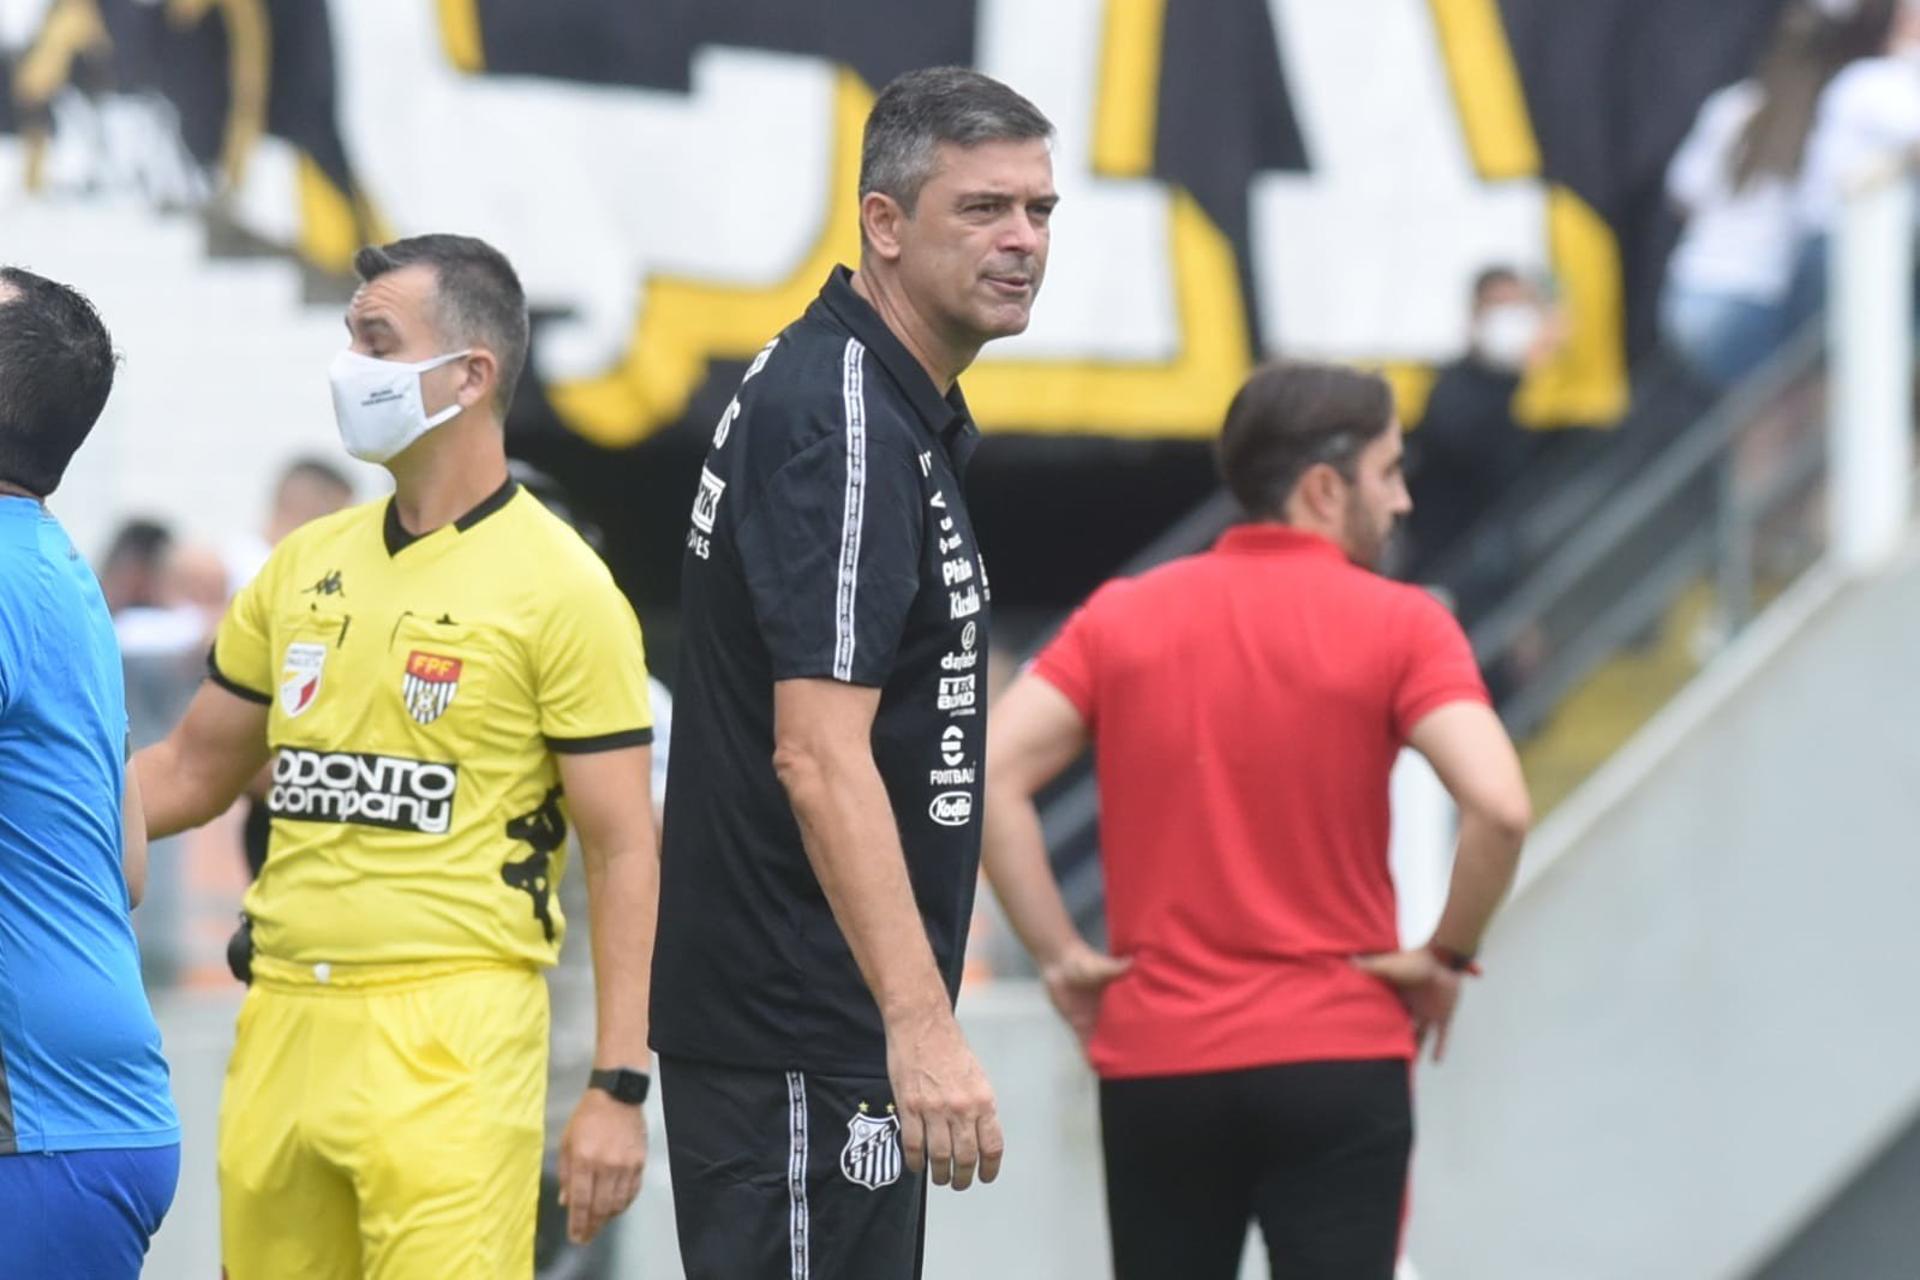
403;650;463;725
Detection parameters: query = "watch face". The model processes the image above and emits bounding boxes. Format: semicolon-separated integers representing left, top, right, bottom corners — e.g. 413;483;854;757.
595;1069;648;1104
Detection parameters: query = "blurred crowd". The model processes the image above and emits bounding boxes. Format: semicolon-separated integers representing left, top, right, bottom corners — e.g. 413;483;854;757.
1400;0;1920;635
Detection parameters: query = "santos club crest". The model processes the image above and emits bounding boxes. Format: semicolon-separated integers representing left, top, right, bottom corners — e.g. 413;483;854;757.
840;1102;904;1190
402;650;463;725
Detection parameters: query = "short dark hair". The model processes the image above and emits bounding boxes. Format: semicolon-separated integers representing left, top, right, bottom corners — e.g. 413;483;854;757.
1472;265;1524;309
1217;361;1397;521
0;267;117;496
277;455;353;498
353;234;529;414
101;517;171;571
860;67;1054;217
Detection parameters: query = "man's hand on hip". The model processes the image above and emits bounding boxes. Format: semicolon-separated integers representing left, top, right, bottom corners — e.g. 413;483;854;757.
885;1006;1004;1192
1042;942;1132;1047
1353;948;1464;1063
557;1087;648;1244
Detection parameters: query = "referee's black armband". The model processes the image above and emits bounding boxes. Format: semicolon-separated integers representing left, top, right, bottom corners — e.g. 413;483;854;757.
206;648;271;706
545;726;654;754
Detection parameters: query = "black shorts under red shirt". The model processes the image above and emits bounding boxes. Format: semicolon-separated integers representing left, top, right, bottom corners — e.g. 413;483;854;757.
1031;523;1489;1080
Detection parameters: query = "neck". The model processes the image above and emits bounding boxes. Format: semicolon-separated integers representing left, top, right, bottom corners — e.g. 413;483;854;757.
1273;509;1342;548
385;417;509;535
0;479;40;503
849;265;977;392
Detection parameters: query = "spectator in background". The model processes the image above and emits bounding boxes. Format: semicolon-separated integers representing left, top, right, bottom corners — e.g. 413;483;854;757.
222;455;355;592
982;361;1530;1280
1404;266;1562;582
1662;0;1894;389
1795;0;1920;280
98;517;172;616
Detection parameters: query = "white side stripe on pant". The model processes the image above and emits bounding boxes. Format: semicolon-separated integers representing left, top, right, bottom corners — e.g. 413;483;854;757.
787;1070;811;1280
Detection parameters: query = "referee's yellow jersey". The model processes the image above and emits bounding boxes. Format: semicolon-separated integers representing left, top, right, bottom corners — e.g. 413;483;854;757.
210;480;652;969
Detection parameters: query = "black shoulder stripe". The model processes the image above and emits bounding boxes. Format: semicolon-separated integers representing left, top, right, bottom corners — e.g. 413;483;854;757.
546;726;654;754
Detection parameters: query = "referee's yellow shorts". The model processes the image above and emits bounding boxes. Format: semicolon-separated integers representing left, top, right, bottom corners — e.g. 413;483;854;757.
218;955;548;1280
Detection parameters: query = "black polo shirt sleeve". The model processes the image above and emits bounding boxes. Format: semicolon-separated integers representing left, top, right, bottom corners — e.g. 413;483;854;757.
737;427;926;687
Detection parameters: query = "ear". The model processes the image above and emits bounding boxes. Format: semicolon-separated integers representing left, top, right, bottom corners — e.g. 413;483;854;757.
456;348;500;411
1299;463;1345;522
860;191;909;263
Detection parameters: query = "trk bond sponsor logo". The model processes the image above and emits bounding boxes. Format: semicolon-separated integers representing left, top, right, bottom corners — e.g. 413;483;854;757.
937;674;976;715
928;790;974;827
267;748;456;834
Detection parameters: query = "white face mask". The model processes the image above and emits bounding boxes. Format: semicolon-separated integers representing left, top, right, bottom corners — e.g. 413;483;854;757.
328;348;472;464
1473;303;1540;373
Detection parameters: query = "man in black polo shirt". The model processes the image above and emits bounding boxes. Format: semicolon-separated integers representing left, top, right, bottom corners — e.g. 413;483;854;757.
650;67;1057;1279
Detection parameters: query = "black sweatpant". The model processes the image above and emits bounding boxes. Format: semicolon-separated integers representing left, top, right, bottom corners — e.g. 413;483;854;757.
1099;1058;1413;1280
659;1055;928;1280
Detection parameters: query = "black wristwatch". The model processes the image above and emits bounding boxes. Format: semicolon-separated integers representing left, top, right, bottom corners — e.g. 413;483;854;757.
588;1067;651;1106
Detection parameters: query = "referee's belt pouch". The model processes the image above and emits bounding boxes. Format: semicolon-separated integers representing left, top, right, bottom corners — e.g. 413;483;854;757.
227;913;255;985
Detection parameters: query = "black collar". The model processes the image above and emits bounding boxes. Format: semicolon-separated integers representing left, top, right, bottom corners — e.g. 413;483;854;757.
815;267;978;461
383;478;519;556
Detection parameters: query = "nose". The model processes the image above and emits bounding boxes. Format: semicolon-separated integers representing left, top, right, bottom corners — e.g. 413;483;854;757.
999;210;1041;260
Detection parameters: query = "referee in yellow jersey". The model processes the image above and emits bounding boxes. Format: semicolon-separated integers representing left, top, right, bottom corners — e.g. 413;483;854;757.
137;235;660;1278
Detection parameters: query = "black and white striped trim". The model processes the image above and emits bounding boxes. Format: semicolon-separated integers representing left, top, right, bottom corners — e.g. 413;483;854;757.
786;1070;811;1279
832;338;869;683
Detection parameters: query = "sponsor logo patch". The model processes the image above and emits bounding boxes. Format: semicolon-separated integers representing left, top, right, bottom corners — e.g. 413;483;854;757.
949;586;981;620
267;748;456;834
938;674;977;715
279;642;326;718
929;790;974;827
940;724;966;767
402;650;463;725
692;466;726;534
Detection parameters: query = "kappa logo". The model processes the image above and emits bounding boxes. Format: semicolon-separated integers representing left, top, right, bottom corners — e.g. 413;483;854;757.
279;643;326;718
929;790;974;827
840;1102;904;1190
402;651;463;725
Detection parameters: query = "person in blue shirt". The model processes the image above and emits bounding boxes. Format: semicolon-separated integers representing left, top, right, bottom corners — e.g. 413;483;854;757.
0;266;180;1276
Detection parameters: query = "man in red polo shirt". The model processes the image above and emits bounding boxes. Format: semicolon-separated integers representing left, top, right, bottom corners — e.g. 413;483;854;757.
981;360;1531;1280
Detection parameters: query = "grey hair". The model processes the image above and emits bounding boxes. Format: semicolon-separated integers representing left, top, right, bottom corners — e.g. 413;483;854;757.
859;67;1054;217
